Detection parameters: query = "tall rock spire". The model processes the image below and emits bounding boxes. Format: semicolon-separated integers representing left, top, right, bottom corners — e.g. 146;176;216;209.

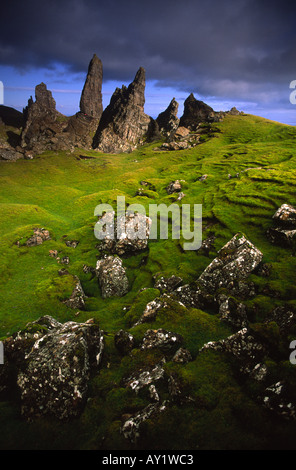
79;53;103;119
92;67;152;153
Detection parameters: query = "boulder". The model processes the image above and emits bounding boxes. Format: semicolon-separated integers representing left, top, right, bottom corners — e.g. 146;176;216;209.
93;67;153;153
96;212;151;255
141;328;183;353
267;204;296;247
166;180;183;194
95;255;129;298
63;277;86;310
0;148;23;161
197;233;263;294
1;316;104;420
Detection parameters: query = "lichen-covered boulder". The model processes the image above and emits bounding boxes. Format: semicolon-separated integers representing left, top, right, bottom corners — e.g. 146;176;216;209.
267;204;296;247
197;233;263;294
95;255;129;298
1;316;104;421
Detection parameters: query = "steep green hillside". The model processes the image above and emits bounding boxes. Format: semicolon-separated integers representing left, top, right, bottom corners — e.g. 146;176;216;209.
1;114;296;450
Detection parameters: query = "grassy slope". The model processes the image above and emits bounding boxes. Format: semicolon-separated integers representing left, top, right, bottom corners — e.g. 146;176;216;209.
0;114;296;449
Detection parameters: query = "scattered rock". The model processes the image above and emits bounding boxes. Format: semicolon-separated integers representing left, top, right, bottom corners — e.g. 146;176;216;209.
166;180;183;194
141;328;183;353
153;275;183;293
172;347;192;364
95;255;129;298
96;212;151;255
64;277;86;310
114;329;135;355
0;148;23;161
267;204;296;247
260;381;296;420
124;359;166;394
26;228;51;246
197;233;263;294
121;401;167;443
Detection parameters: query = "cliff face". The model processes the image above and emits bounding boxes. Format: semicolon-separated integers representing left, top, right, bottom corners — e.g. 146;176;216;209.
93;67;152;153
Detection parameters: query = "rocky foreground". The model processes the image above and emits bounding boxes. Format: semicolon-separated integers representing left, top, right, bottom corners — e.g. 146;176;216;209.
1;204;296;443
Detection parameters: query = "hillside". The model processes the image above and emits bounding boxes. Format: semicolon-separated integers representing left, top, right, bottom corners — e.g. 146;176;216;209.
1;113;296;449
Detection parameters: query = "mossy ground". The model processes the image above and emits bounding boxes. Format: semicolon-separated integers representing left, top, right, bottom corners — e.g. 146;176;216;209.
1;114;296;449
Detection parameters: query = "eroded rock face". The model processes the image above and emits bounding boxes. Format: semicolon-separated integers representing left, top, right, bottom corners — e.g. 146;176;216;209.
95;255;129;298
179;93;218;129
141;328;183;353
1;316;104;421
93;67;152;153
21;83;65;153
79;54;103;119
156;98;179;136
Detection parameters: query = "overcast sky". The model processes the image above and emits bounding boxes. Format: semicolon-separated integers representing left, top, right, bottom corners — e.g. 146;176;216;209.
1;0;296;123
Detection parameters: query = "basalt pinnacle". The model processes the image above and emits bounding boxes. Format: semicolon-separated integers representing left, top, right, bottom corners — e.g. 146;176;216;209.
93;66;152;153
79;53;103;119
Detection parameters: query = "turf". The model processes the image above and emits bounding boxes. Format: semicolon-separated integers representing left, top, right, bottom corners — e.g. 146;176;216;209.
1;113;296;449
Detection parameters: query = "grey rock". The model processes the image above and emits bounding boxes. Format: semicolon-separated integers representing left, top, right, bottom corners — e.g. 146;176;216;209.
197;233;263;294
141;328;183;353
1;316;104;421
95;255;129;298
96;212;151;256
93;67;152;153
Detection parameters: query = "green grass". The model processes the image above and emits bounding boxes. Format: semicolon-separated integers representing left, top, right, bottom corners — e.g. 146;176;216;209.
1;114;296;449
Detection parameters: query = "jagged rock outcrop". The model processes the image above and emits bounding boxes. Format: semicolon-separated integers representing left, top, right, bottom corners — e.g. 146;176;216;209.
21;82;65;153
20;54;104;153
175;233;262;314
156;98;179;136
93;67;153;153
0;315;104;420
179;93;222;129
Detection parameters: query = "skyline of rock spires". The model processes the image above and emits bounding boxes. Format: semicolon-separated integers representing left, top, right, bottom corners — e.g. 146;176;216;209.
15;53;243;155
79;53;103;119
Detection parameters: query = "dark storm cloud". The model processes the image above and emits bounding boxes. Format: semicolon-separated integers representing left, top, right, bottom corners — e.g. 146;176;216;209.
1;0;295;104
